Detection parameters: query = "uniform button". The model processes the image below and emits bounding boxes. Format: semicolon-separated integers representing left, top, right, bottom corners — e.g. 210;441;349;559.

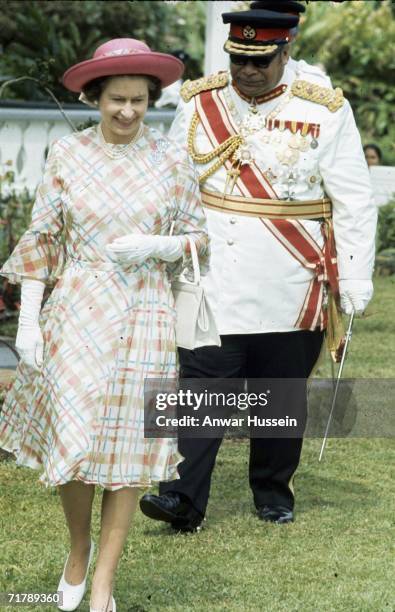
230;217;236;224
227;239;234;246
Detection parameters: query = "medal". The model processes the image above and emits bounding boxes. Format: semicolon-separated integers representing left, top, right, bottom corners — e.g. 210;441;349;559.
310;125;320;149
276;148;299;166
298;136;310;152
241;113;266;135
272;132;283;145
234;145;254;166
288;133;310;152
264;168;278;183
288;134;300;150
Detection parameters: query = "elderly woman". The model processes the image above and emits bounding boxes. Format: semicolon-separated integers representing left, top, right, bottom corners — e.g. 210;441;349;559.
0;39;209;612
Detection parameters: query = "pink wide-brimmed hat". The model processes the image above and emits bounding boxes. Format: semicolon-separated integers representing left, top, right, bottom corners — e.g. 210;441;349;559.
62;38;184;92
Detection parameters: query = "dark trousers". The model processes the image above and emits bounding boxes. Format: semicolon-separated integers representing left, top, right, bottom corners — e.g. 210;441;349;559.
160;330;324;517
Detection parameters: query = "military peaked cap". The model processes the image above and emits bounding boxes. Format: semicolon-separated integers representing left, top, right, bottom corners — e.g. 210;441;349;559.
222;8;299;56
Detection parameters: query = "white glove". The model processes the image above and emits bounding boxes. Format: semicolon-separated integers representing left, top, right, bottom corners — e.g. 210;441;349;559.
339;279;373;315
15;279;45;371
106;234;183;265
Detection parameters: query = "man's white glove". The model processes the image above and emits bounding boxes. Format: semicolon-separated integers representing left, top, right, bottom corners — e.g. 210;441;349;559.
339;279;373;315
15;279;45;372
106;234;183;265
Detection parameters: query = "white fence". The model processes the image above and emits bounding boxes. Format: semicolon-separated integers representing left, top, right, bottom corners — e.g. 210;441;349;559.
0;106;175;194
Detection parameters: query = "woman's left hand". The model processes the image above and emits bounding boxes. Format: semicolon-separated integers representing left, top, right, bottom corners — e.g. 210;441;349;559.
106;234;183;264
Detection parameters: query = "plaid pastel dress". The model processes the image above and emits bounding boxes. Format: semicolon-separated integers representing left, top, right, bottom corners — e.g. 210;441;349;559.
0;124;209;490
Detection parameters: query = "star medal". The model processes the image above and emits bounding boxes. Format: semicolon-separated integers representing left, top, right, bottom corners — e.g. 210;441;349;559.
241;113;265;135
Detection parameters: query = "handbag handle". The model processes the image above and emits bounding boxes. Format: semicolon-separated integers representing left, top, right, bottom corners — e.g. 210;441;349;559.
169;222;201;285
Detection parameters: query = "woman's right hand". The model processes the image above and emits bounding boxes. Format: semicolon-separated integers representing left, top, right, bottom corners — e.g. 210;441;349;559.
16;324;44;371
106;234;183;264
16;279;46;372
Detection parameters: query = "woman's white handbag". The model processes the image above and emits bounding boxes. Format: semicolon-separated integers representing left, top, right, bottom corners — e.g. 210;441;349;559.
171;236;221;350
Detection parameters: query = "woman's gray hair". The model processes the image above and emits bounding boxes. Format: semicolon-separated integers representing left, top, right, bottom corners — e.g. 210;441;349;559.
81;74;162;105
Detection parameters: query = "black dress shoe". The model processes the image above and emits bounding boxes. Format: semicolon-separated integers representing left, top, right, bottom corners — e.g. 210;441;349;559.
257;505;294;524
140;492;203;532
170;508;204;534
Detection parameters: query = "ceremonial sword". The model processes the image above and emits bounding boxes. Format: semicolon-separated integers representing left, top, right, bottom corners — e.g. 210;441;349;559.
318;310;355;461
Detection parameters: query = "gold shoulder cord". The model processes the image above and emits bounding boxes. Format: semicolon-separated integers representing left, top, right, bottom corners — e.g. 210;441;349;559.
187;112;243;184
291;80;344;112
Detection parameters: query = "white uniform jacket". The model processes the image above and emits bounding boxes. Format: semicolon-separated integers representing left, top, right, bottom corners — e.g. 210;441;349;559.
168;64;377;335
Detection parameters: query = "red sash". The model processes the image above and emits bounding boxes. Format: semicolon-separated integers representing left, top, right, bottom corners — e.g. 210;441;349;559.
195;88;339;331
195;88;277;199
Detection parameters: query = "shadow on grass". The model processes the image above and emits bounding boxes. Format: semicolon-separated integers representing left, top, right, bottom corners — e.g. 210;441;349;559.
139;469;375;537
297;472;373;513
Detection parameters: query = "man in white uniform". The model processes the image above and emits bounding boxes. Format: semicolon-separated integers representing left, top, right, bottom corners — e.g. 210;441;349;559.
140;3;376;530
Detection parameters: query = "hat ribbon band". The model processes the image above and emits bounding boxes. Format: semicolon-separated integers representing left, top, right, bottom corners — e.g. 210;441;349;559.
230;25;290;42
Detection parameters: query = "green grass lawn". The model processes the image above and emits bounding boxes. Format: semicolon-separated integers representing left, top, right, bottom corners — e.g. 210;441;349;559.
316;276;395;378
0;276;394;611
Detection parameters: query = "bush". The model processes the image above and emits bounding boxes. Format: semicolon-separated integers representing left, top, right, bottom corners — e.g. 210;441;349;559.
376;201;395;253
375;201;395;276
0;0;206;102
293;1;395;165
0;162;34;266
0;162;33;313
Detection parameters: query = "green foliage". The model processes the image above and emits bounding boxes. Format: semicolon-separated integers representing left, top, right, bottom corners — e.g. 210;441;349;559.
375;200;395;275
0;162;33;266
0;164;32;317
376;201;395;253
292;0;395;164
0;0;206;102
0;1;100;101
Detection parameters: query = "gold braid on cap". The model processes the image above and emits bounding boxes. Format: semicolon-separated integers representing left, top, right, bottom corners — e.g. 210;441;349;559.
223;40;278;55
187;112;244;184
291;80;344;112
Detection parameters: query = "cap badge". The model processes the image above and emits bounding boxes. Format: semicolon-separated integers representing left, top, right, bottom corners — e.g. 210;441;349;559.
242;25;256;40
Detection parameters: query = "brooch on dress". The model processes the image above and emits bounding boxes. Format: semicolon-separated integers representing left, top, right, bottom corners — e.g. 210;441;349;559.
149;137;169;164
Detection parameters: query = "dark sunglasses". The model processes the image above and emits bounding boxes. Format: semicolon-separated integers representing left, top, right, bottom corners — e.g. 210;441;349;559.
230;51;280;69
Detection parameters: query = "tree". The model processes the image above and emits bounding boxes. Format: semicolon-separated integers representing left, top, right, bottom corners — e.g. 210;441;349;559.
292;0;395;164
0;0;206;102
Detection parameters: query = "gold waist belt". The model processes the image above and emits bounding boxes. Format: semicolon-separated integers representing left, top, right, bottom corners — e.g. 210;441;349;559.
201;189;332;220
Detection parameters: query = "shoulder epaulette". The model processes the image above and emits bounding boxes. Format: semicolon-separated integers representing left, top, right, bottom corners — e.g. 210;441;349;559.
180;71;229;103
291;79;344;112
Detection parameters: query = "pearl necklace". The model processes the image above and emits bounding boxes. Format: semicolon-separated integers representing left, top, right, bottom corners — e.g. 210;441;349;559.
98;123;144;159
